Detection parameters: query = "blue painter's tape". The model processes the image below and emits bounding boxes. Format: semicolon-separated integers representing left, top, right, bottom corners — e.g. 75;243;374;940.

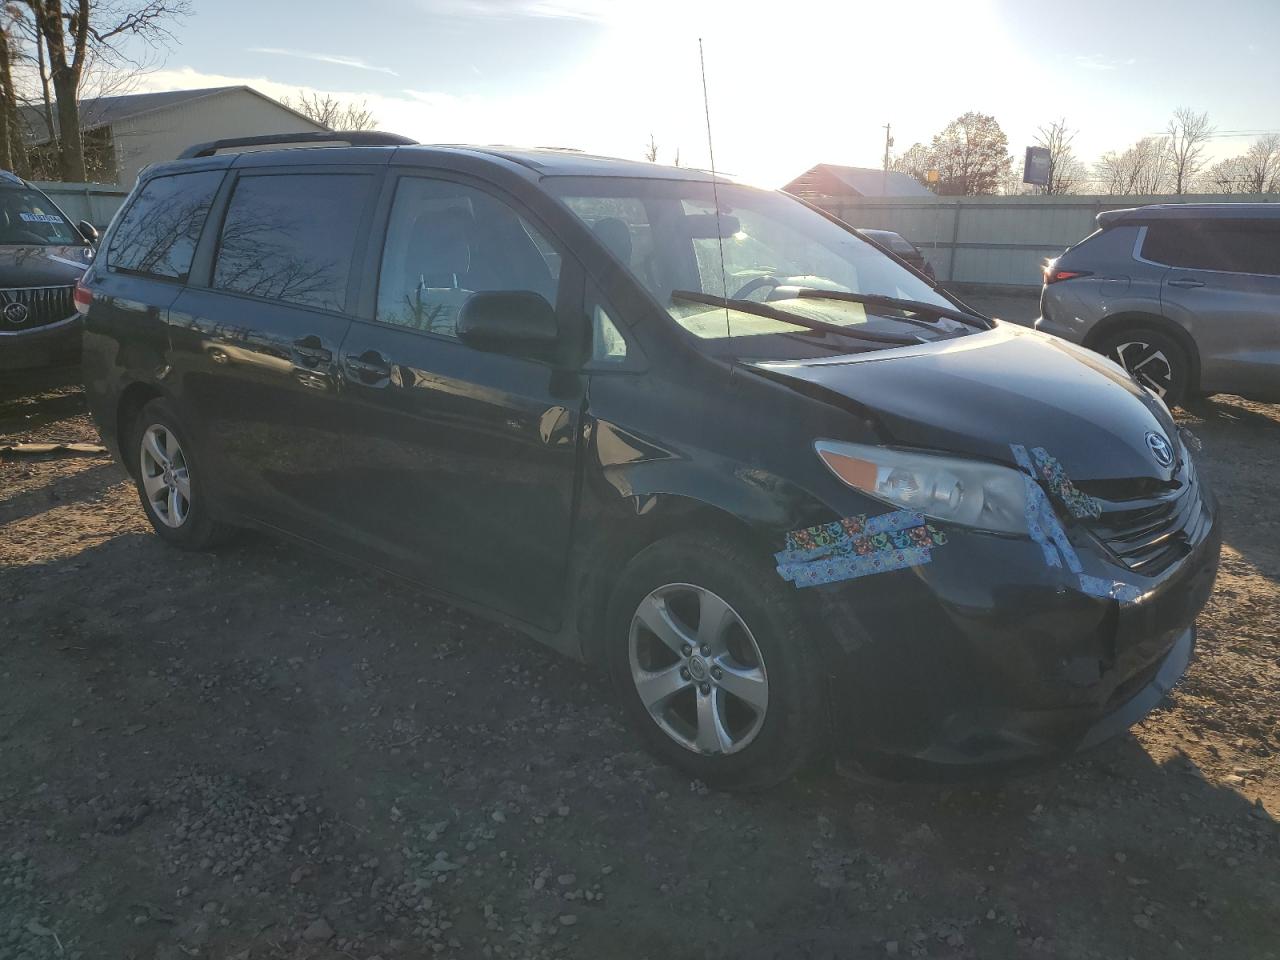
774;542;843;565
773;509;928;566
1010;442;1141;604
778;546;932;588
1019;473;1062;569
865;510;926;536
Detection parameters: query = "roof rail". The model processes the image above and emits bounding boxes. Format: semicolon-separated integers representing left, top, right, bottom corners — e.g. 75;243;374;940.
178;130;417;160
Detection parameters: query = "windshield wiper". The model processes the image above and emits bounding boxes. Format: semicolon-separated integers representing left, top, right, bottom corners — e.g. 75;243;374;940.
669;290;923;346
792;289;992;330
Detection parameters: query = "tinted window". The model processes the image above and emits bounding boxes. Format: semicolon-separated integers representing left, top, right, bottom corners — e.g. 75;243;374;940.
213;173;373;312
1142;219;1280;275
0;188;81;245
107;171;223;280
376;178;561;338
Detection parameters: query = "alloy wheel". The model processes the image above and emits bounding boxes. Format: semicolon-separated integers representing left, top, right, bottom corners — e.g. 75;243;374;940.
139;423;192;528
628;582;769;756
1112;340;1174;397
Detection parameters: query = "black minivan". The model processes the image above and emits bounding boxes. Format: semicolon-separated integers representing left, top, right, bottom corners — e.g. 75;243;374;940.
80;133;1220;789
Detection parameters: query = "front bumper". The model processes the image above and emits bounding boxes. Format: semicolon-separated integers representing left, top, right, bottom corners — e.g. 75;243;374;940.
806;485;1221;770
0;315;82;374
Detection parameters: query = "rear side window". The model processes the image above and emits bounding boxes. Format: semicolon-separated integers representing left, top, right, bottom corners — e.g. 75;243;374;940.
1142;219;1280;276
107;171;223;281
213;173;373;312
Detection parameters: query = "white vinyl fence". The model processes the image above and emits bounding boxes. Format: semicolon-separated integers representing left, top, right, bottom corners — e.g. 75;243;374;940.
33;181;129;230
812;193;1280;290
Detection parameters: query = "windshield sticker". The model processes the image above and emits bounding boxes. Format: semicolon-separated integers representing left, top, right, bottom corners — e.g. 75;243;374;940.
776;510;946;587
1010;443;1142;604
19;212;64;224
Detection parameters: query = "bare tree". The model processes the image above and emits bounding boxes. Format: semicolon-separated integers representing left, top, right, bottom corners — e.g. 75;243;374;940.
282;90;377;131
0;17;26;174
1166;106;1214;195
19;0;189;181
643;131;658;163
1094;137;1173;195
1034;118;1087;195
929;112;1010;195
1201;135;1280;194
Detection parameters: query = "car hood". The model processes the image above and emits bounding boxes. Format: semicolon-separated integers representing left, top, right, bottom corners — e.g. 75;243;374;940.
0;244;93;287
748;324;1180;481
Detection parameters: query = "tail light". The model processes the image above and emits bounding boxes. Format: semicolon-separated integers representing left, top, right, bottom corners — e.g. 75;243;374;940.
1043;259;1092;285
74;278;92;315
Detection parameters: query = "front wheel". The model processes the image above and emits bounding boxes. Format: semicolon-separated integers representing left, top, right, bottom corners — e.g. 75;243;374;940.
606;531;829;791
129;397;232;550
1095;326;1191;406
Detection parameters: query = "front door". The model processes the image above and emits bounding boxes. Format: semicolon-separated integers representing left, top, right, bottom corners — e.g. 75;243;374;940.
336;174;585;629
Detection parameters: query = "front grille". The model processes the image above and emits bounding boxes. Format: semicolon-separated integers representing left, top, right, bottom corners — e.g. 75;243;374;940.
0;285;77;334
1080;463;1207;577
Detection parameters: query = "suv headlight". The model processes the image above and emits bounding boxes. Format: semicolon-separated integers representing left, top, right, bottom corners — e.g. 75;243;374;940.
815;440;1028;535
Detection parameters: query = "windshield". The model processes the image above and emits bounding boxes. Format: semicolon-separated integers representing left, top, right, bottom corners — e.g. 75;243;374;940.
0;188;81;245
549;177;955;358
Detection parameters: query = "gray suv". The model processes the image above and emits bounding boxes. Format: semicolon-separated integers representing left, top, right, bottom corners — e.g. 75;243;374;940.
1035;204;1280;405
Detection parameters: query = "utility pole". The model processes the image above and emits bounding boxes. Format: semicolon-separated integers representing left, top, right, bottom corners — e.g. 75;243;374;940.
881;123;893;196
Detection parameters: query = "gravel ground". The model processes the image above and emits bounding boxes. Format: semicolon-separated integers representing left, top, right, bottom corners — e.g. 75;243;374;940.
1;384;1278;960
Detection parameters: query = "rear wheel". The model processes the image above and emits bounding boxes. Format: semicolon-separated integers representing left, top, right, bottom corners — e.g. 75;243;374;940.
606;531;829;791
1095;326;1191;406
129;397;232;549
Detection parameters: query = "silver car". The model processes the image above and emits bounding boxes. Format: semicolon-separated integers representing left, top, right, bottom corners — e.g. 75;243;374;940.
1035;204;1280;405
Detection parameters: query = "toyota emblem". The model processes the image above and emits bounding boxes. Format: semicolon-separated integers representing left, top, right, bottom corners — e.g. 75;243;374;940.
1145;431;1174;468
2;301;28;324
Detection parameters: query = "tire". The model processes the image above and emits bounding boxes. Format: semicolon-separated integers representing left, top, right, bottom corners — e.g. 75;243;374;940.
605;530;829;791
128;397;232;550
1094;326;1191;407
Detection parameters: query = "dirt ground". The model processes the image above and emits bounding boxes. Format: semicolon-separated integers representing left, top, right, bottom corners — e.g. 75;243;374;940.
2;382;1278;960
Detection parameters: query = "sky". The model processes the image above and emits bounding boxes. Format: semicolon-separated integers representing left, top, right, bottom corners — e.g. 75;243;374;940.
118;0;1280;187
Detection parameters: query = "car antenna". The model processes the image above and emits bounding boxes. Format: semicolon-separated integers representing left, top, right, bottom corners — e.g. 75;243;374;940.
699;38;731;344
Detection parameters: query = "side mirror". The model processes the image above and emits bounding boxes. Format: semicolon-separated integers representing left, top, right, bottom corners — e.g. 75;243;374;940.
78;220;99;245
457;290;559;358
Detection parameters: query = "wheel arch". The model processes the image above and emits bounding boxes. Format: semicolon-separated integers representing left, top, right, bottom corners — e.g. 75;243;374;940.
567;492;776;667
115;382;170;478
1083;311;1202;394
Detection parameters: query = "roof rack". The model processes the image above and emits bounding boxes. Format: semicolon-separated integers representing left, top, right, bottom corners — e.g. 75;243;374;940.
178;130;417;160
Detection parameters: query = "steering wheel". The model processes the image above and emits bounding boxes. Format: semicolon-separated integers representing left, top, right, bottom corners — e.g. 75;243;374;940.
730;275;785;301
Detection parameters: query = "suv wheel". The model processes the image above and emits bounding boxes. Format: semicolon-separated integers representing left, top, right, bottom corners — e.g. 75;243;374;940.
606;531;828;791
1096;326;1190;406
130;397;231;549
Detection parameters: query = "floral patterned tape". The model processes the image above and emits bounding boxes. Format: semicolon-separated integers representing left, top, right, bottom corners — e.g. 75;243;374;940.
775;509;945;588
1010;443;1142;604
1030;447;1103;520
777;546;933;588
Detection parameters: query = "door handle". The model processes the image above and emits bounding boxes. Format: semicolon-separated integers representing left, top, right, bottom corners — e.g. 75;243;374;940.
293;335;332;366
343;349;392;383
1168;278;1205;289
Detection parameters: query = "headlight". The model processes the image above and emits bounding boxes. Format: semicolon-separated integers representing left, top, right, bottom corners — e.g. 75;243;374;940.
814;440;1028;535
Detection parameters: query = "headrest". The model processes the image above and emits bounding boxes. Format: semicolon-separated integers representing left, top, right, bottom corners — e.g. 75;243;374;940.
406;208;472;279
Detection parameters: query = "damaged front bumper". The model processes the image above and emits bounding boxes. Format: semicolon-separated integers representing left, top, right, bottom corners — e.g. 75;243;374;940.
806;484;1221;771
